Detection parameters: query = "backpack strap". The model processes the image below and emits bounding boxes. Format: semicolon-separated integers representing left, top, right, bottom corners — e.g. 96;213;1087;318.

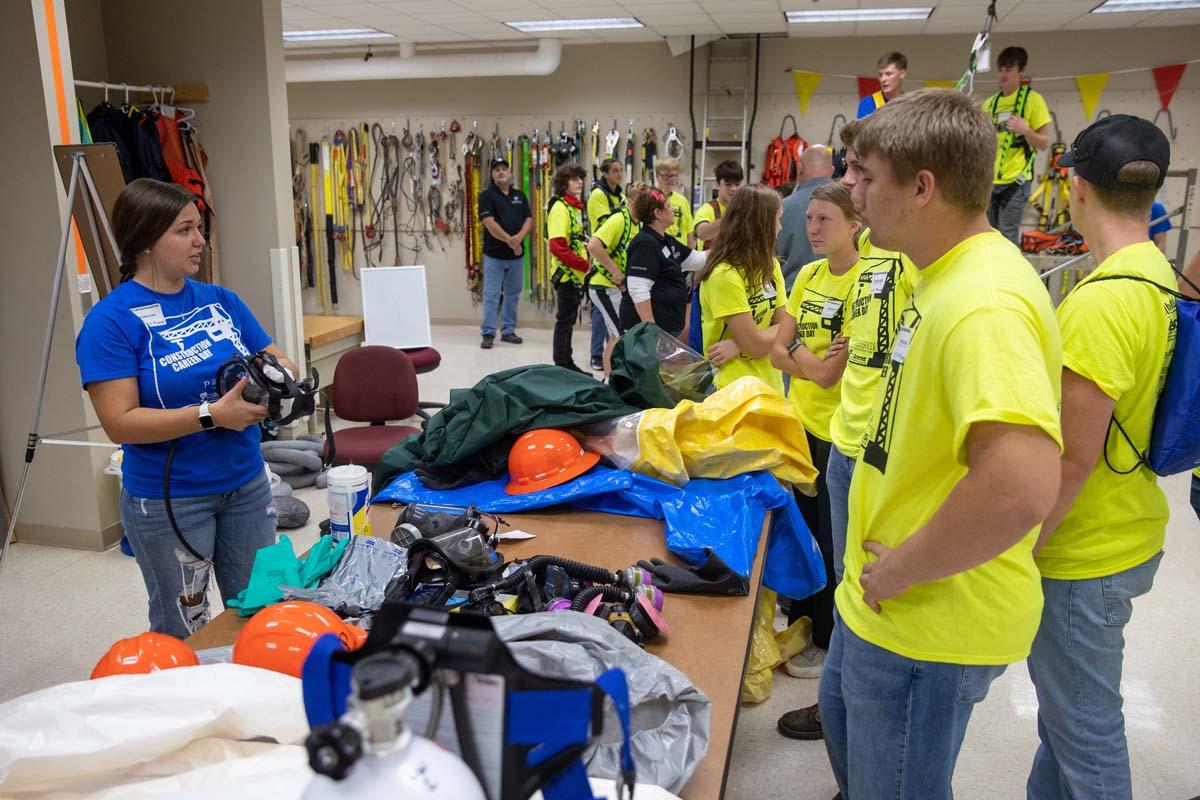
709;199;722;220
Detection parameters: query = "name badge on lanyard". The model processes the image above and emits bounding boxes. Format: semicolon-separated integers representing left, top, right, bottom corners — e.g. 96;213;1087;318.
871;271;888;296
762;281;777;301
892;326;914;363
131;304;166;327
820;299;842;319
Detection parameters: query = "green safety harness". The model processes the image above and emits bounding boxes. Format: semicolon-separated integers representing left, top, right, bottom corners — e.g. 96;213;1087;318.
988;84;1034;183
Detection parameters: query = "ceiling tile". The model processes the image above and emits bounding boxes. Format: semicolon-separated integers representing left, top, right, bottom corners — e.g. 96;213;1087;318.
653;20;723;32
1068;10;1156;27
1137;8;1200;24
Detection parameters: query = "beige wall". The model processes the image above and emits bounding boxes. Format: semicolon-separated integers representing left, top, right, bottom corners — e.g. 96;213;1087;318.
288;28;1200;325
98;0;294;338
0;0;120;549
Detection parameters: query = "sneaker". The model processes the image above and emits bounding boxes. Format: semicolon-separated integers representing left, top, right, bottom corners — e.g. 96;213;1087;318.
777;703;823;740
480;335;494;350
590;356;604;371
785;644;826;679
501;333;523;344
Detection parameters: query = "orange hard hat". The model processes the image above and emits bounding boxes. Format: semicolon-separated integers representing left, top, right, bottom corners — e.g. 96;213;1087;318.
232;601;365;678
90;632;199;679
505;428;600;495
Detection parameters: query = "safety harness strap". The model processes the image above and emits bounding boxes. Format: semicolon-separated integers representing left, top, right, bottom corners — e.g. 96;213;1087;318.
990;84;1032;182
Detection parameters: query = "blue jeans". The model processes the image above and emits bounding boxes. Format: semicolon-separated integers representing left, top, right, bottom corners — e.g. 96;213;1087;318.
590;303;606;359
1026;551;1163;800
481;254;523;336
826;444;856;584
820;613;1006;799
120;471;277;638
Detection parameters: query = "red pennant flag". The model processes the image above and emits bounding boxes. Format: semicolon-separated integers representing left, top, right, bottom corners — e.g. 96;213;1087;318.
1151;63;1187;110
857;76;882;99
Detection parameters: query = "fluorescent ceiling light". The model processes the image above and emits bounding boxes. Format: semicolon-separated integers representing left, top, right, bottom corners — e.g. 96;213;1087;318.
505;18;643;32
785;7;933;22
1092;0;1200;10
283;28;395;42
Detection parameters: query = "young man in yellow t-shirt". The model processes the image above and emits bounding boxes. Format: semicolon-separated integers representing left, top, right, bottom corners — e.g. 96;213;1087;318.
653;156;694;248
817;90;1063;799
693;160;743;251
586;158;626;371
984;46;1052;244
1026;115;1175;800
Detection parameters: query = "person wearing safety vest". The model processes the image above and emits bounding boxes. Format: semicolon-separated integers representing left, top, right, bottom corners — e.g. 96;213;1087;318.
586;158;626;372
697;183;786;393
819;90;1063;798
693;160;743;252
653;156;694;248
586;183;646;376
1027;116;1175;800
856;51;906;119
985;46;1052;244
546;162;591;373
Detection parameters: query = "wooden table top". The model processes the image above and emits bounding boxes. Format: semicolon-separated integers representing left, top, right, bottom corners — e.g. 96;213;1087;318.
302;314;364;349
189;501;767;800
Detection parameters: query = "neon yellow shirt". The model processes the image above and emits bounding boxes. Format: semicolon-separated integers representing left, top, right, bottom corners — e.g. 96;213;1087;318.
590;207;635;289
693;200;725;252
783;257;865;442
547;198;587;285
1037;241;1177;580
666;191;694;243
837;231;1063;665
700;259;786;393
829;233;919;457
985;87;1051;185
587;184;624;232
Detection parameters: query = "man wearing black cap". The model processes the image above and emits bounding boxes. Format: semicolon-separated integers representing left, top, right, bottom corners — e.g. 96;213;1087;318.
1028;115;1175;800
477;158;532;349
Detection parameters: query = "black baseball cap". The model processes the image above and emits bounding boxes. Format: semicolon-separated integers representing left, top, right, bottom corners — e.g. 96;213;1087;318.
1059;114;1169;188
490;157;510;170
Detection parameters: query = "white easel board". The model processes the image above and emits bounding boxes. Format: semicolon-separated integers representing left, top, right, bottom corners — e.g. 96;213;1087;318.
361;266;433;348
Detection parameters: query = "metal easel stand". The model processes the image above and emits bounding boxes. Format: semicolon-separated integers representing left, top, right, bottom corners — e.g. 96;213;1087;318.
0;151;119;574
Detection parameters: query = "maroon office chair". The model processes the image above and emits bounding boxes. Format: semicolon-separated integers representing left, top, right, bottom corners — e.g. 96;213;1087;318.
322;346;444;467
402;346;441;375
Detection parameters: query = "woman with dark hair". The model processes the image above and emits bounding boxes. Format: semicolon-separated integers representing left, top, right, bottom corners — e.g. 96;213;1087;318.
546;162;590;371
75;178;298;638
696;183;787;393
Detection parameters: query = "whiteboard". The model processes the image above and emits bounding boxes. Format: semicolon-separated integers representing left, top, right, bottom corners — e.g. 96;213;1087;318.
361;266;433;348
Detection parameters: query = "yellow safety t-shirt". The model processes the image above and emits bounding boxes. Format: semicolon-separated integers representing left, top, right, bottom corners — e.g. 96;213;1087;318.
986;87;1051;185
590;207;635;289
829;232;919;457
547;197;587;285
700;259;786;393
783;257;865;442
666;191;694;244
1037;241;1177;580
836;231;1063;665
693;200;725;252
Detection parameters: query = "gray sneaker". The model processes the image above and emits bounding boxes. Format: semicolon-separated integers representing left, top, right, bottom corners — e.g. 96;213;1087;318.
785;644;826;679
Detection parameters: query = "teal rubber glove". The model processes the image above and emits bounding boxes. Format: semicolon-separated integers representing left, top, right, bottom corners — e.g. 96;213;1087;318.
228;535;302;617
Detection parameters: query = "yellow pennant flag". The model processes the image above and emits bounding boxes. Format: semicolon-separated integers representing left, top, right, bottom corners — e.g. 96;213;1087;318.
791;70;822;115
1075;72;1109;121
924;79;957;89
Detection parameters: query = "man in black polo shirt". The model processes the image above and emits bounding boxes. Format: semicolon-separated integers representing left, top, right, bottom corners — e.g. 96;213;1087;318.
478;158;533;349
620;188;706;338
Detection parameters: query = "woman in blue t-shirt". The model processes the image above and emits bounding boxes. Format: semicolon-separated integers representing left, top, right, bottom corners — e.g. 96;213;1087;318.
76;179;298;638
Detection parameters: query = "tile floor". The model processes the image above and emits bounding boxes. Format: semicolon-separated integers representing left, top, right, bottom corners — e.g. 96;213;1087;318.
2;322;1198;799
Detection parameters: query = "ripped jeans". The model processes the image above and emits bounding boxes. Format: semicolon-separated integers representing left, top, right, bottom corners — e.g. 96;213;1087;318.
120;471;276;638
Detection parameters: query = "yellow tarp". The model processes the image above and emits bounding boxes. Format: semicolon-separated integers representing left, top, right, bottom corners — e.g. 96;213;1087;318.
633;377;818;491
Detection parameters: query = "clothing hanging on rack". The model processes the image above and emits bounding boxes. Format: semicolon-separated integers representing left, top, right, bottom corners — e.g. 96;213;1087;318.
76;100;93;144
86;101;169;183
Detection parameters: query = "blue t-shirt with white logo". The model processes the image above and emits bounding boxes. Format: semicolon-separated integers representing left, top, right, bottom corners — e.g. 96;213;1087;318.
76;279;272;499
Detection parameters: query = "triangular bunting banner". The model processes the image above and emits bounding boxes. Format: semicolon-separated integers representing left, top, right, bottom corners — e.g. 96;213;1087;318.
1075;72;1109;122
923;79;958;89
857;76;881;99
1151;63;1187;110
791;70;823;114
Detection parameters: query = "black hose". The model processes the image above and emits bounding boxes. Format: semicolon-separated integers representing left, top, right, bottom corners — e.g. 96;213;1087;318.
746;34;762;175
688;35;697;202
570;584;632;613
466;555;618;605
163;439;207;562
